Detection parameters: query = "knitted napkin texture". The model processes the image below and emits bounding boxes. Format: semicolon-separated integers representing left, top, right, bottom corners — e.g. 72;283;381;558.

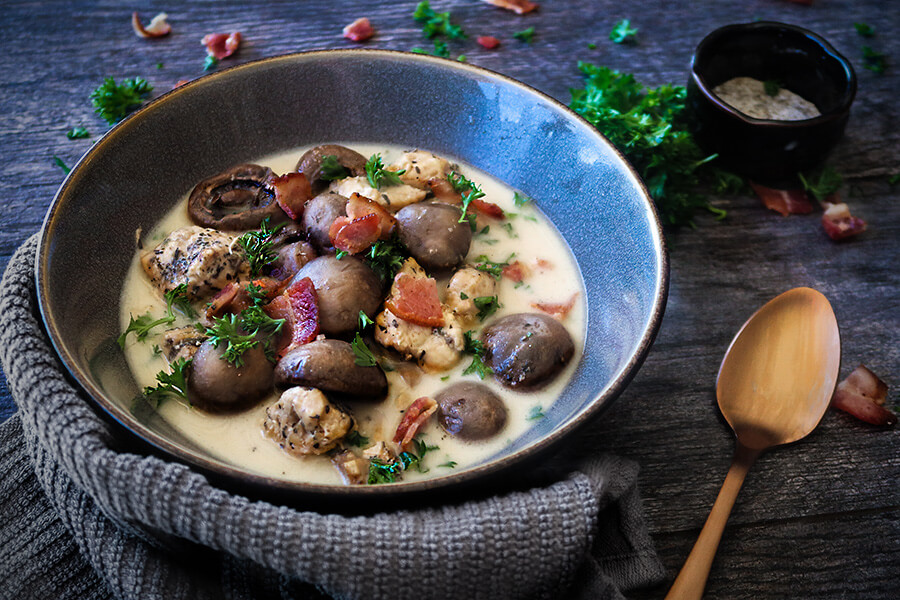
0;234;665;600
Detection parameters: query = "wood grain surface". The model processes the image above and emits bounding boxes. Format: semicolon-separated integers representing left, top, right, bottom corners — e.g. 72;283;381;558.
0;1;897;598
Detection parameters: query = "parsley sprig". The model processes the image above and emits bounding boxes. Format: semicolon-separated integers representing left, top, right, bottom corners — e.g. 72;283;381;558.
238;218;284;276
366;437;439;484
363;236;409;284
473;253;514;280
462;330;491;379
798;166;843;201
90;77;153;124
473;296;501;321
413;1;466;40
351;332;379;367
118;284;194;348
609;19;638;44
141;358;192;407
320;155;349;181
448;171;486;228
365;154;406;189
203;306;285;366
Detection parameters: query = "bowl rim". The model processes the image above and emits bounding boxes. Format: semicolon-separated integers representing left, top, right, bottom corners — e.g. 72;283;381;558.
690;20;857;127
37;48;669;499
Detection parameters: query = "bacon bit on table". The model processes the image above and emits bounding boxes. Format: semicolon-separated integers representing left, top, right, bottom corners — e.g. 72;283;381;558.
202;32;241;59
482;0;539;15
343;17;375;42
329;213;381;255
386;272;445;327
821;199;867;241
132;12;171;38
471;197;505;219
427;177;462;204
532;292;578;320
268;172;311;221
749;181;813;216
393;396;438;451
265;276;319;357
832;365;896;426
346;192;397;238
502;260;529;282
477;36;501;49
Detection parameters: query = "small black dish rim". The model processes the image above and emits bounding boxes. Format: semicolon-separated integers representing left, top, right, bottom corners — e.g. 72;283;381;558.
691;20;857;129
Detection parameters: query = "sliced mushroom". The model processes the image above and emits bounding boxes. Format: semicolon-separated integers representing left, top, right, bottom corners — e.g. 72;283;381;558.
296;144;367;195
274;339;388;400
436;381;507;441
482;313;575;389
188;164;284;231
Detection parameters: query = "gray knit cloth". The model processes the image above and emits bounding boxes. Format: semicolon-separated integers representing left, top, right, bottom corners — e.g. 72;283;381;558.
0;235;665;600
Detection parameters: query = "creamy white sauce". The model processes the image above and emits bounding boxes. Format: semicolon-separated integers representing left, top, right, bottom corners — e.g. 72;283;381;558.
120;145;586;485
713;76;820;121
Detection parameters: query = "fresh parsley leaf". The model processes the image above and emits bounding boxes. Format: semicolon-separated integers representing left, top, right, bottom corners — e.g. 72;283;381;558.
203;313;260;367
358;310;375;330
798;166;843;200
141;358;192;407
345;430;370;447
473;253;514;280
364;236;409;284
432;39;450;58
501;222;518;238
448;170;486;226
365;153;406;189
118;313;173;348
462;330;491;379
588;42;597;50
438;460;457;469
164;284;196;318
457;55;467;62
238;218;284;276
204;55;218;71
368;458;403;484
763;80;780;97
862;46;886;73
90;77;153;124
513;27;535;44
335;249;348;260
66;126;90;140
240;305;285;337
889;174;900;186
609;19;638;44
351;332;378;367
246;282;269;306
854;23;875;38
473;296;501;321
527;405;546;420
478;225;491;236
413;1;466;40
156;62;164;69
52;156;71;174
513;191;532;207
319;155;349;181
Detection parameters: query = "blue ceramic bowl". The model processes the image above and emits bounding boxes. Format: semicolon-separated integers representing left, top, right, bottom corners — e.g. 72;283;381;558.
38;50;667;505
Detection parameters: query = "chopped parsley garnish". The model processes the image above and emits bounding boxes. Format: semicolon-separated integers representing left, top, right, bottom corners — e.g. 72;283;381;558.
52;156;71;174
527;405;546;420
246;282;269;306
351;332;379;367
203;313;262;367
798;166;842;200
588;43;597;50
448;170;485;227
889;174;900;186
319;155;349;181
513;27;535;44
439;460;458;469
90;77;153;124
118;284;194;348
141;358;192;407
238;218;284;276
609;19;638;44
513;191;532;207
462;330;491;379
204;55;218;71
358;310;375;330
345;430;370;447
413;1;466;40
763;80;781;97
570;62;728;227
473;296;501;320
66;126;90;140
335;249;348;260
457;55;467;63
368;458;403;484
364;235;409;284
501;222;518;238
473;253;514;280
365;153;406;189
156;62;164;69
854;23;875;38
862;46;886;74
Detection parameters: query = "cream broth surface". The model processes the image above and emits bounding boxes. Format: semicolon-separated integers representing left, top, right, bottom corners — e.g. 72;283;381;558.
120;145;585;485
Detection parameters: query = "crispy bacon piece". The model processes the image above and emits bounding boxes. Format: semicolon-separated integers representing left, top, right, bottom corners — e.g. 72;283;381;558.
477;36;501;49
532;293;578;320
427;177;462;204
821;199;867;241
343;17;375;42
533;258;553;270
202;32;241;60
329;213;381;254
832;365;896;426
502;260;529;282
386;273;445;327
471;197;505;219
132;12;171;38
268;172;311;221
346;193;397;238
393;397;438;451
205;278;282;320
265;276;319;357
482;0;539;15
749;182;813;216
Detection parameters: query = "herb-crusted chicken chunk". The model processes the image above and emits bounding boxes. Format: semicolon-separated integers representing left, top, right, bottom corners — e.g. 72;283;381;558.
263;387;353;456
142;226;248;301
389;150;452;190
329;176;427;210
445;266;498;327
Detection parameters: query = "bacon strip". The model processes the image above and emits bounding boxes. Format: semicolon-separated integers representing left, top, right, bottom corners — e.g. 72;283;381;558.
427;177;462;204
268;172;311;221
393;397;438;451
265;277;319;357
205;278;282;320
386;273;445;327
329;213;381;254
346;193;396;238
202;32;241;59
821;199;866;241
532;292;578;320
471;197;505;219
502;260;529;283
749;182;813;216
477;36;501;49
132;12;171;38
343;17;375;42
482;0;539;14
831;365;895;426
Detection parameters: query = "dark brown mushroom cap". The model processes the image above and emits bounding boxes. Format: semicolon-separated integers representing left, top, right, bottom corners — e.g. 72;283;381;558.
482;313;575;389
188;164;285;231
395;201;472;270
292;255;381;336
302;192;348;252
436;381;507;441
274;339;387;400
296;144;367;195
188;339;274;412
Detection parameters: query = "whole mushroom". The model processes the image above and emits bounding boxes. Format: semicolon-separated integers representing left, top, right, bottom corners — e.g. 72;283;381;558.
301;192;348;252
296;144;367;195
435;381;507;441
188;164;285;230
395;201;472;270
188;339;274;411
482;313;575;389
292;255;382;336
275;339;388;400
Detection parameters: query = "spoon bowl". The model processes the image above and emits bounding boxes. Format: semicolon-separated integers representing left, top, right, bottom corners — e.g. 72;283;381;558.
666;287;840;599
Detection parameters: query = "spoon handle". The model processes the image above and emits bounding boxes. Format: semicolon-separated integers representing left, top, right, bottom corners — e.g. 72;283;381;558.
664;443;762;600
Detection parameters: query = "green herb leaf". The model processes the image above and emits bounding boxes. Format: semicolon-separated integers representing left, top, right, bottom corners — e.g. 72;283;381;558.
438;460;458;469
204;55;218;71
889;174;900;186
368;458;403;484
513;27;535;44
52;156;71;174
462;330;491;379
246;282;269;307
609;19;638;44
798;166;843;200
527;405;546;420
365;153;406;189
319;154;349;181
588;42;597;50
358;310;375;330
448;171;486;226
364;235;409;284
513;191;532;207
142;358;192;407
90;77;153;124
118;313;174;348
413;1;466;40
501;222;518;238
862;46;887;74
854;23;875;38
238;217;284;276
763;80;780;97
351;332;378;367
473;296;501;320
203;313;260;367
345;430;370;447
335;249;348;260
473;253;514;280
66;126;90;140
164;283;196;318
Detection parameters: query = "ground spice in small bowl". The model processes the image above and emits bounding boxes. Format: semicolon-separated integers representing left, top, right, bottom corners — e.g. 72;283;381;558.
713;76;820;121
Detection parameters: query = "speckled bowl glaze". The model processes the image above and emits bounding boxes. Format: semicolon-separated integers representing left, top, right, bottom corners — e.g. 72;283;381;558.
37;50;667;507
688;21;856;183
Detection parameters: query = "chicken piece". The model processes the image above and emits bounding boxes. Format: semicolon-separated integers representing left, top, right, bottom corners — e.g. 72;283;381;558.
389;150;452;190
445;266;499;327
362;440;398;463
263;387;353;456
142;226;249;301
375;258;465;371
331;449;370;485
329;176;427;211
161;326;207;362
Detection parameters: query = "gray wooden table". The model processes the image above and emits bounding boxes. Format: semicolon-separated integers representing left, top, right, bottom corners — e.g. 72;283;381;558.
1;1;897;597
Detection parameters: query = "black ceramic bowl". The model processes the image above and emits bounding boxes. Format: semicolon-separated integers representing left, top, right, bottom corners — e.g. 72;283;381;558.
37;50;667;506
688;21;856;183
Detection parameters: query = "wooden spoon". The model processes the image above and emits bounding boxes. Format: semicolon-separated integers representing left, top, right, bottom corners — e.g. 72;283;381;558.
665;287;841;599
